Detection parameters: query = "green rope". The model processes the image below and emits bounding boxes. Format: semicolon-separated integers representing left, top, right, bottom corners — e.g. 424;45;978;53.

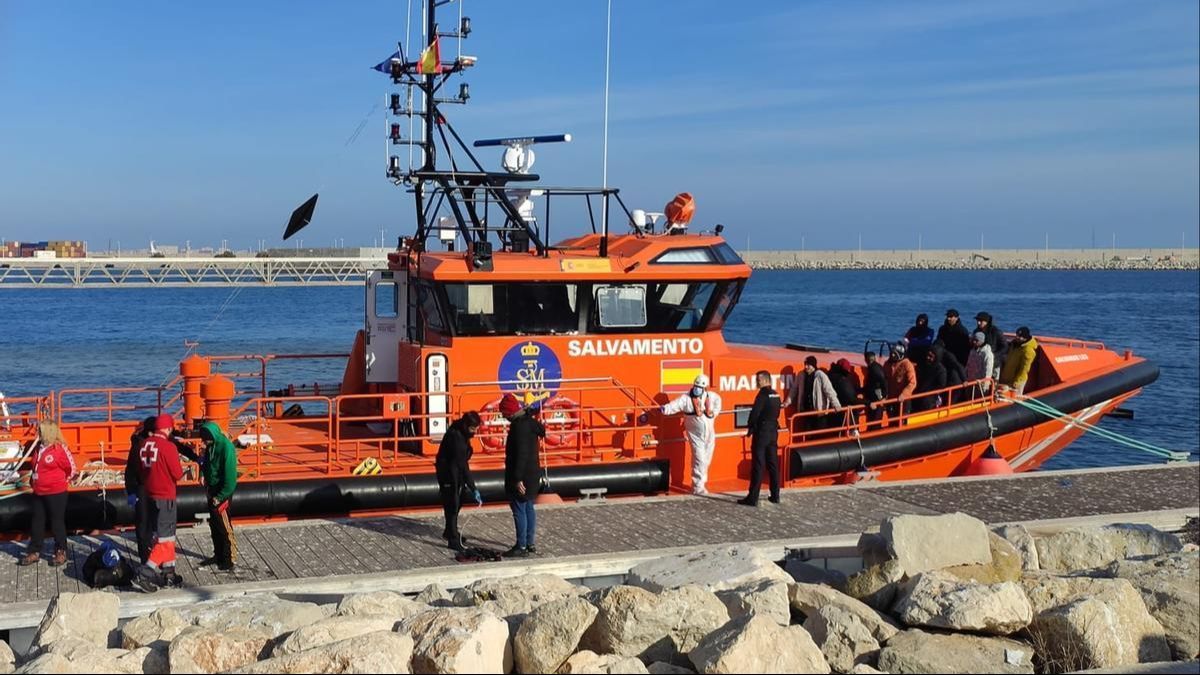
1007;394;1190;462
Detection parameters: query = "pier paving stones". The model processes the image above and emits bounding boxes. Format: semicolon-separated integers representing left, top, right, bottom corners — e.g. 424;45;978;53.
0;463;1195;604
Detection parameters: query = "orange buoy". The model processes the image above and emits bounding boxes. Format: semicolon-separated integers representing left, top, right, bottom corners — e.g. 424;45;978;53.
664;192;695;227
534;491;564;505
201;374;237;433
965;445;1013;476
179;355;212;423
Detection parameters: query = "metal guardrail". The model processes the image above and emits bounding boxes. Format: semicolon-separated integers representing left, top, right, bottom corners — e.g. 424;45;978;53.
0;257;387;288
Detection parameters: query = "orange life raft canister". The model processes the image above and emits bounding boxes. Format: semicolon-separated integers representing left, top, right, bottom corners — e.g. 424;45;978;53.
665;193;695;227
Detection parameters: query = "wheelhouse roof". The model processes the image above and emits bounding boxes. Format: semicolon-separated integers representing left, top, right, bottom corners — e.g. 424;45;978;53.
394;233;752;283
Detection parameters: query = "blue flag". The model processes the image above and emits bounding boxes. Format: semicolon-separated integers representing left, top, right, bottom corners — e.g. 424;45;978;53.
372;50;402;73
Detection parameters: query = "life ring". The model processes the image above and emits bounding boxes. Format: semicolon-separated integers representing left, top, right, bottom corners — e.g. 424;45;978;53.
541;396;580;448
477;399;510;451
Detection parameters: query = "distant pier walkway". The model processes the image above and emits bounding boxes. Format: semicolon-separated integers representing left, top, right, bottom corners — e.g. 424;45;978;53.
0;256;387;288
0;463;1194;622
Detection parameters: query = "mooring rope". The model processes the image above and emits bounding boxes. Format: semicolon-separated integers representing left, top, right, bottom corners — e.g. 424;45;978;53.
1001;392;1188;462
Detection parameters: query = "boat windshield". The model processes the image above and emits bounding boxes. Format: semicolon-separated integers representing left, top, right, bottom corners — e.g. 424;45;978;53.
443;283;580;336
440;280;744;336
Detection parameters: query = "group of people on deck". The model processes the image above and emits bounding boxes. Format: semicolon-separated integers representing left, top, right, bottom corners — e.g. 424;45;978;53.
784;309;1041;429
17;414;239;594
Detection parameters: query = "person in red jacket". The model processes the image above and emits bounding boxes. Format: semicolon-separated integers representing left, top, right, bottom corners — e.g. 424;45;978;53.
19;421;77;567
132;413;183;592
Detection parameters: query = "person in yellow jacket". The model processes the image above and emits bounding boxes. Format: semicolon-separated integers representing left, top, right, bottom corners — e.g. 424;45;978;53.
1000;326;1039;395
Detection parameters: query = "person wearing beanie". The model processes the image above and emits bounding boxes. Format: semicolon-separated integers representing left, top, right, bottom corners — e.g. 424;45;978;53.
885;342;917;422
436;411;483;552
904;313;936;364
658;374;722;495
936;309;971;367
974;312;1008;378
20;421;77;567
784;355;841;430
132;413;183;592
196;421;239;572
1000;327;1039;395
827;359;861;419
966;331;995;397
501;393;544;557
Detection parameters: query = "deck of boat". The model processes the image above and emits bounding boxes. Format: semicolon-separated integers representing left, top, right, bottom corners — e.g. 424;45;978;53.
0;462;1195;618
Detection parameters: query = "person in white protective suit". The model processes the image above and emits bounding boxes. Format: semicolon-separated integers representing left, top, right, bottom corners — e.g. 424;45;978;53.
659;374;722;495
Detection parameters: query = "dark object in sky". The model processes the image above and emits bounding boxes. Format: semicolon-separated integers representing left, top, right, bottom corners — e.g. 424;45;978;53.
283;194;319;241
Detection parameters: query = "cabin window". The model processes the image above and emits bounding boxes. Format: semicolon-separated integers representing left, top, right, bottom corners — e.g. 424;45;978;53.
443;283;579;336
416;281;446;331
589;281;721;333
708;280;744;330
712;243;744;265
374;281;398;319
595;285;647;328
653;248;715;264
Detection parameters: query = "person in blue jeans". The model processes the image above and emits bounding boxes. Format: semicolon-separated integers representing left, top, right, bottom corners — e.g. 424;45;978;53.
500;393;544;557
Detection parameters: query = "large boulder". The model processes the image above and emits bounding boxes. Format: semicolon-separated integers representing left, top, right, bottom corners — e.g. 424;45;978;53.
233;631;414;674
14;654;73;674
646;663;694;674
274;616;400;657
513;597;598;675
802;605;880;673
556;650;650;674
179;594;326;639
168;627;271;674
1034;529;1118;572
34;637;152;674
877;629;1035;674
844;560;905;612
688;614;830;674
1;640;14;675
398;607;512;674
122;608;190;650
415;583;457;607
1101;523;1184;559
943;532;1023;584
582;585;728;664
992;524;1039;571
1109;550;1200;659
1019;573;1138;614
335;591;429;620
627;545;792;593
457;574;586;619
715;578;791;626
880;513;992;576
856;530;889;568
788;583;900;643
892;571;1032;635
1027;583;1171;672
32;591;121;649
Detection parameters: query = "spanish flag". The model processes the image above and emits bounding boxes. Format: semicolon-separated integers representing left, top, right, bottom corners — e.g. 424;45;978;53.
661;359;704;395
418;37;442;75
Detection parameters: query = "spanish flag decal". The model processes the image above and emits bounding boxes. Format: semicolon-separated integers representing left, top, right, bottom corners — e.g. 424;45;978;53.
661;359;704;395
418;37;442;75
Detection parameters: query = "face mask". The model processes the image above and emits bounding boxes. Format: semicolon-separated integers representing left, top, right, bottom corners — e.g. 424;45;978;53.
690;386;704;398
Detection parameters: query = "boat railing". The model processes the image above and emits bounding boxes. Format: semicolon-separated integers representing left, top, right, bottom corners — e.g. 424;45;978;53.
208;352;349;405
785;378;999;447
1012;334;1106;351
0;394;53;445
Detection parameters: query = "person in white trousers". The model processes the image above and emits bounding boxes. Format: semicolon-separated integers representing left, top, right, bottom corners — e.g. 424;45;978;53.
660;374;722;495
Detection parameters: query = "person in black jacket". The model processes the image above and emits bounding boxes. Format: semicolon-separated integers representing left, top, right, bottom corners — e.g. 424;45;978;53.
936;309;971;367
123;416;156;564
436;411;483;551
934;340;967;389
862;350;888;426
913;348;948;413
974;312;1008;378
501;394;544;557
739;371;782;507
827;359;860;429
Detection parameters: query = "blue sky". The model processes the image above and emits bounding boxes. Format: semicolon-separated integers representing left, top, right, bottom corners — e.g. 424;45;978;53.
1;0;1197;251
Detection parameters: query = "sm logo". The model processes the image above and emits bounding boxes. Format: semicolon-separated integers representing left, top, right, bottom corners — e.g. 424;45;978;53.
498;341;562;407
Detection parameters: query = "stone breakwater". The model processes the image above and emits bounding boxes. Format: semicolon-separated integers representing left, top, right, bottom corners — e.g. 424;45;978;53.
3;514;1197;674
742;248;1200;270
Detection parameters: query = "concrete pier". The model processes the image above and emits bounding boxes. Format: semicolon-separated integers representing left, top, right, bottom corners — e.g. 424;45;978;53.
740;247;1199;270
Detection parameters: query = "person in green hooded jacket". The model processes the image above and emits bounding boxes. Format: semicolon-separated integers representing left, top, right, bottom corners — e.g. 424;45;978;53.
197;421;238;571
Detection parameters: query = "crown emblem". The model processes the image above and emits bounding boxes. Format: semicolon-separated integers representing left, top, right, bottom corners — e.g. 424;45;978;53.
520;342;540;357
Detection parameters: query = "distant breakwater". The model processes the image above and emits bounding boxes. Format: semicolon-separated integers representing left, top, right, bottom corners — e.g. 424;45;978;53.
741;248;1199;271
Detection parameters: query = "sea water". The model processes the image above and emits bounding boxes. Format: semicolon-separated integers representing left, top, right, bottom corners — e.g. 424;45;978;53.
2;269;1196;470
